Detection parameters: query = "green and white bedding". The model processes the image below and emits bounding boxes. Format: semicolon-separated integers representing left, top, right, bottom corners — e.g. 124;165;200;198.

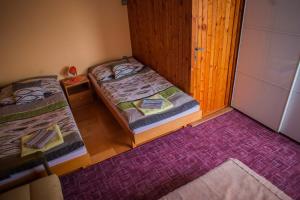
0;76;84;174
89;58;200;133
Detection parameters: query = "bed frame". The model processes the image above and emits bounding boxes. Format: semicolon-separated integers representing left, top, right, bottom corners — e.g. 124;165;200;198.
0;152;91;192
50;153;91;175
89;74;202;148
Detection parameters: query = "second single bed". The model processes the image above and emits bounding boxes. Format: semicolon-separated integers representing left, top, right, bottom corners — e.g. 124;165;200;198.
88;57;202;147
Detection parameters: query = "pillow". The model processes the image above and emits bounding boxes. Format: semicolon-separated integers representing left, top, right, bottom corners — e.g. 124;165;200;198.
21;76;61;96
112;62;144;79
40;78;61;97
13;80;44;105
94;66;114;82
0;85;15;106
91;59;127;82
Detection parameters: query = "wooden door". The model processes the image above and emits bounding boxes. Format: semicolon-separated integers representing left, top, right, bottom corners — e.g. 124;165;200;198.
191;0;244;116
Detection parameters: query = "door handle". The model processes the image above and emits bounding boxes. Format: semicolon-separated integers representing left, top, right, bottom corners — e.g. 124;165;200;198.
195;47;205;51
194;47;205;62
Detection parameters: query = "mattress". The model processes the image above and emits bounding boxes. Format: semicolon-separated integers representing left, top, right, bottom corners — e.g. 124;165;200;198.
0;76;85;178
89;57;200;133
133;105;200;134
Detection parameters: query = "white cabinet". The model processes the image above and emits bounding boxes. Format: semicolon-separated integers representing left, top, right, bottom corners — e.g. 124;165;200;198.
280;66;300;142
232;0;300;131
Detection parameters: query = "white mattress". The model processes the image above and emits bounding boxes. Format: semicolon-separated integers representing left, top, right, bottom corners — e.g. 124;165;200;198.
0;146;87;186
133;105;200;134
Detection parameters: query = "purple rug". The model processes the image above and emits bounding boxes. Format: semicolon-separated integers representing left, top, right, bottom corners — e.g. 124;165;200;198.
60;110;300;200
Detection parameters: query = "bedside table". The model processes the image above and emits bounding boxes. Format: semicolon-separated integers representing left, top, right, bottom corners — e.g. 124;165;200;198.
61;75;93;109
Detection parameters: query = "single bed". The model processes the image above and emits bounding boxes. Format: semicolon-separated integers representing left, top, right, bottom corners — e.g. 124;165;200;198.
88;57;202;147
0;76;90;188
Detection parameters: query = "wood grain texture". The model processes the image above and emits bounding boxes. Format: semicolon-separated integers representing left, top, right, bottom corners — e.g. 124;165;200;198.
192;0;244;115
50;153;91;175
72;100;131;165
127;0;244;116
127;0;193;92
61;75;94;109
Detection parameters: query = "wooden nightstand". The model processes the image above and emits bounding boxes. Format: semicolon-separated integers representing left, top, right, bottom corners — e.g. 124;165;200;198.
61;75;93;109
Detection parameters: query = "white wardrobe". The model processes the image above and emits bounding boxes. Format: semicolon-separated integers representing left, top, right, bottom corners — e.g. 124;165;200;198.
232;0;300;141
280;66;300;142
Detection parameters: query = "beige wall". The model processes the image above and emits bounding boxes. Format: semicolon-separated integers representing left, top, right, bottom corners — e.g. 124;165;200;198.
0;0;132;85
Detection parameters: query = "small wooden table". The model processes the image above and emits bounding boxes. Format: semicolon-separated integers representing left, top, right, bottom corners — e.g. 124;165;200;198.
61;75;93;109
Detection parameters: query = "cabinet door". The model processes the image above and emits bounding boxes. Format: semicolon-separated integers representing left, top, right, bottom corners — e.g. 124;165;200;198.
231;0;300;131
280;64;300;142
191;0;244;116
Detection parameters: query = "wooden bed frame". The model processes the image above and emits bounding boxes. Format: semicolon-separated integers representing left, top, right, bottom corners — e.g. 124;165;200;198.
0;152;91;192
88;74;202;148
50;153;91;175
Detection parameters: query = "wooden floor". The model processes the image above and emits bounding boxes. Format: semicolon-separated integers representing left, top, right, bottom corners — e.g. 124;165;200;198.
72;98;232;165
72;99;131;164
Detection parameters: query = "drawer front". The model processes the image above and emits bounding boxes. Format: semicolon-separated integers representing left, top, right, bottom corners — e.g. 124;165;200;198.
69;90;93;108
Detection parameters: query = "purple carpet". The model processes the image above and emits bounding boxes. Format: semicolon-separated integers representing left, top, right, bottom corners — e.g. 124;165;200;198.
60;110;300;200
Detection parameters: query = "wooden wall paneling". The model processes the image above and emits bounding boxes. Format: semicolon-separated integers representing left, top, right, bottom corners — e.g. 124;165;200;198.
190;0;198;98
196;0;209;113
205;0;214;114
185;1;193;90
127;0;193;93
191;0;244;115
128;0;244;116
196;0;202;101
221;0;237;106
178;1;184;87
209;0;216;112
225;0;244;105
191;0;206;109
200;0;208;110
191;0;199;99
171;1;178;86
210;0;222;112
215;0;231;109
209;0;226;113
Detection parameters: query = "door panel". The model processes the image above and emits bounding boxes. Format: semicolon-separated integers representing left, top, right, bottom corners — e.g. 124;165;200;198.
232;0;300;131
237;29;299;90
280;89;300;142
233;72;290;130
279;61;300;142
191;0;244;115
